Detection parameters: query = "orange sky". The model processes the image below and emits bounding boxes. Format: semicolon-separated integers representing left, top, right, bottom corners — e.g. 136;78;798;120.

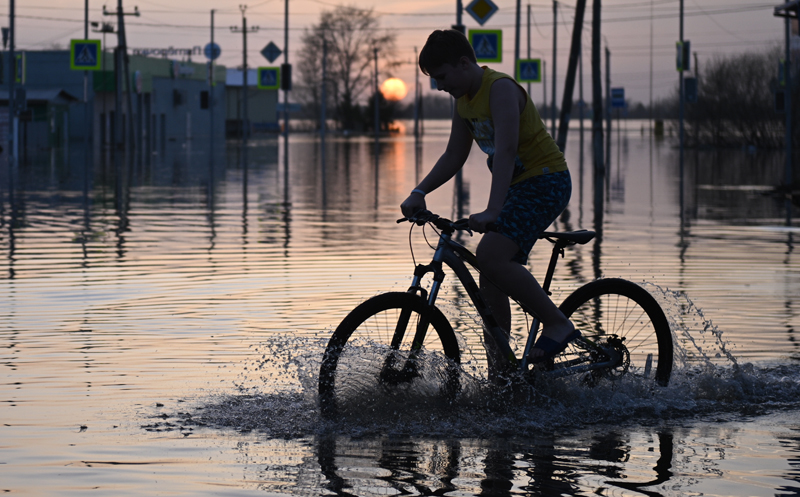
8;0;785;105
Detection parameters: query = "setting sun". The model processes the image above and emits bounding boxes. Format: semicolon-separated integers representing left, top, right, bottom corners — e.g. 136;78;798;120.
380;78;408;101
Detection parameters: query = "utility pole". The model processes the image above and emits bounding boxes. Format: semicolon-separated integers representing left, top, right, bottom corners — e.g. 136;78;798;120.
555;0;588;152
91;22;114;147
579;40;584;139
230;5;259;159
543;60;547;119
551;0;557;137
456;0;464;31
527;4;531;97
210;9;215;165
321;39;327;158
84;0;89;171
679;0;685;212
605;46;611;169
374;48;379;142
103;2;139;152
282;0;290;139
591;0;604;179
7;0;15;167
515;0;521;79
774;0;797;225
413;46;419;140
649;0;654;132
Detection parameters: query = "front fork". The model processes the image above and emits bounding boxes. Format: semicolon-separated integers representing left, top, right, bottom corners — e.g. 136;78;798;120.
377;251;448;383
407;242;520;375
399;241;449;354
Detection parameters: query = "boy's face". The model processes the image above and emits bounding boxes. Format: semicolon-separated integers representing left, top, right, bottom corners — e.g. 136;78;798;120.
428;57;471;99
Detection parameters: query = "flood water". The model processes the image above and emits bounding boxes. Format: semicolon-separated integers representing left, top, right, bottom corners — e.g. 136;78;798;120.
2;120;800;496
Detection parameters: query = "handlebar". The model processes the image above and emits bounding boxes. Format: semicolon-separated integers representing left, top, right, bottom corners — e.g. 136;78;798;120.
399;211;596;246
397;210;469;232
397;210;495;234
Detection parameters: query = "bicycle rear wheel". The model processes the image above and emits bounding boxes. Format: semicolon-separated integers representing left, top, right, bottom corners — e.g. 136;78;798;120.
319;292;461;419
557;278;673;386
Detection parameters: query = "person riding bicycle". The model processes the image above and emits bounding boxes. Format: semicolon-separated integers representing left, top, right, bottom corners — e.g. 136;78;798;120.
400;29;579;371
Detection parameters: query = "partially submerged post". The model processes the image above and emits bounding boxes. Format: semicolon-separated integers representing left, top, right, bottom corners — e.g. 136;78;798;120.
774;0;798;224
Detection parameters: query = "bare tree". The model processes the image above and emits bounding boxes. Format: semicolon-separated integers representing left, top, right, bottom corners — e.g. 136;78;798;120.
685;45;797;149
296;5;399;131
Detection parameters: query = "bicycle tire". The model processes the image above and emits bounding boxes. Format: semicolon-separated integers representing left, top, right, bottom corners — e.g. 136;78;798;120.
319;292;462;419
557;278;673;386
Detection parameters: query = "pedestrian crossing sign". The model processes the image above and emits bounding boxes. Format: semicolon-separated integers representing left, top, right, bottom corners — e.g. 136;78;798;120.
517;58;541;82
70;39;102;71
257;67;280;90
469;29;502;63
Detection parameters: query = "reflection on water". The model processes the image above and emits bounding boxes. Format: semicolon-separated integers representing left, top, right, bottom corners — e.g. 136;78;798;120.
1;120;800;495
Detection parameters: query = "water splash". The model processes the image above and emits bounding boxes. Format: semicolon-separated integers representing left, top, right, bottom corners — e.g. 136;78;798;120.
144;291;800;439
645;282;739;368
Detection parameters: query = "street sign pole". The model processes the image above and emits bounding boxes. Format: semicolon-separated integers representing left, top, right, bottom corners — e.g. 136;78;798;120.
514;0;520;79
210;10;215;182
231;6;259;151
283;0;290;140
84;0;89;183
679;0;685;219
552;0;557;137
243;12;249;145
8;0;16;168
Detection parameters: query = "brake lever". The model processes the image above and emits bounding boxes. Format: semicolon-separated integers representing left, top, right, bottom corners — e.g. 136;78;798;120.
452;219;473;236
398;210;436;226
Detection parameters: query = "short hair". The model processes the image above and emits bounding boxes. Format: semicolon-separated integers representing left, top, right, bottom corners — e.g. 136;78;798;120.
418;29;477;76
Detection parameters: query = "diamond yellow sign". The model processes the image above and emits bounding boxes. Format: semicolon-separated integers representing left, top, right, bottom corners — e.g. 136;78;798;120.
465;0;498;26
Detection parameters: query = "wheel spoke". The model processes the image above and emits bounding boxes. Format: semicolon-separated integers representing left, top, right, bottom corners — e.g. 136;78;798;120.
558;279;673;386
319;293;461;418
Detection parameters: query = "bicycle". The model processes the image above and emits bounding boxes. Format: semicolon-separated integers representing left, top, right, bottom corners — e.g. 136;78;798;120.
318;211;673;418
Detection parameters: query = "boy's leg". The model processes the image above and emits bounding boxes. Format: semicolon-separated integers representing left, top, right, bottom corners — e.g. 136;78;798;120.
476;232;574;360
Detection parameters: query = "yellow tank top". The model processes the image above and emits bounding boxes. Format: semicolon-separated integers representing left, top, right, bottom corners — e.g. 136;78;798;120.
457;67;567;184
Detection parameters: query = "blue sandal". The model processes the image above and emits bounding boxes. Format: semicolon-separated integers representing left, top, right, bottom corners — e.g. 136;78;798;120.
528;328;582;364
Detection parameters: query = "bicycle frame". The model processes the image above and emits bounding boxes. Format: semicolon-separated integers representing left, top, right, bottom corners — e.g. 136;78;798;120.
404;222;620;375
405;227;541;372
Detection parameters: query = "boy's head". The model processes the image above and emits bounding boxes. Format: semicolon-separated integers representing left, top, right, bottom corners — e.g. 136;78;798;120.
419;29;477;76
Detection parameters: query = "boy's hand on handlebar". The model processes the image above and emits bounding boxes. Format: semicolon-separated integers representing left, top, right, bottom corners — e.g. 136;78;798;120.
400;193;427;219
468;209;500;233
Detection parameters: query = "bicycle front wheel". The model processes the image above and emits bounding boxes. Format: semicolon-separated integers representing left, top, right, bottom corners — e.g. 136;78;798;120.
557;278;673;386
319;292;461;419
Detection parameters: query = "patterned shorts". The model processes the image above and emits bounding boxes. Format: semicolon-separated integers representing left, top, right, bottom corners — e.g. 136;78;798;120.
494;170;572;264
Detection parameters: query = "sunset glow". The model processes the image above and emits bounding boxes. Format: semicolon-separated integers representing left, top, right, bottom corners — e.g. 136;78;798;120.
380;78;408;101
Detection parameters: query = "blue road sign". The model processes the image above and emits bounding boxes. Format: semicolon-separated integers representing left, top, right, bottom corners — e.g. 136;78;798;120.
204;42;221;60
15;53;25;83
684;77;697;103
611;87;625;108
469;29;502;63
676;40;690;72
517;59;541;83
257;67;280;90
70;39;101;71
261;42;282;63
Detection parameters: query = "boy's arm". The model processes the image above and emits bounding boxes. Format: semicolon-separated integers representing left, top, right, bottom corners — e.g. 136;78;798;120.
469;78;521;231
401;111;473;216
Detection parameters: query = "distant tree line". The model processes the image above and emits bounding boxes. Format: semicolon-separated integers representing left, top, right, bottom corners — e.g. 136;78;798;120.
681;45;798;149
391;94;675;121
